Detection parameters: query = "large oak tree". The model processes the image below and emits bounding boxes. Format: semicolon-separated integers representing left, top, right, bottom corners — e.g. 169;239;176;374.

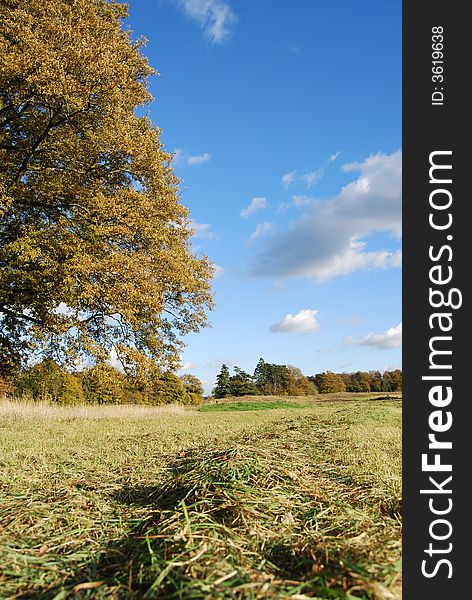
0;0;213;376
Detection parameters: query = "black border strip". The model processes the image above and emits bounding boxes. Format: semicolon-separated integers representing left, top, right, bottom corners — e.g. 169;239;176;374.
403;2;468;597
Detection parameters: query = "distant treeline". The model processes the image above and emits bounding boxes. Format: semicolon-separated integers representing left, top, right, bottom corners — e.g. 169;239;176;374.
213;358;402;398
0;360;204;405
0;357;402;405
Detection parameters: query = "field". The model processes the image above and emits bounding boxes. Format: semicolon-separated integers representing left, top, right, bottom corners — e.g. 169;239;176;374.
0;396;401;599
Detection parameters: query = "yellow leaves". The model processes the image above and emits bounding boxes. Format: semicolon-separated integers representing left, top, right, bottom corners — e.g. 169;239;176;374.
1;0;214;372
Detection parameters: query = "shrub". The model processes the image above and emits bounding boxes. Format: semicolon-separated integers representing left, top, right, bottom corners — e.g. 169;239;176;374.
183;392;203;405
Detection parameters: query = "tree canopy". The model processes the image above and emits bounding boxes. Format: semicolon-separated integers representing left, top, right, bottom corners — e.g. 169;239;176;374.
0;0;213;376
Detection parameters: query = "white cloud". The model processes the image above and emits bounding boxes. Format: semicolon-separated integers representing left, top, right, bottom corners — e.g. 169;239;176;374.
282;168;324;190
178;361;198;373
187;152;211;165
189;220;215;239
281;170;297;189
53;302;74;317
301;168;324;188
251;150;402;282
248;222;272;242
173;0;236;44
346;322;402;350
303;241;402;282
107;347;125;372
277;195;314;213
206;356;239;369
292;195;313;207
212;263;224;278
336;316;365;325
240;196;267;218
270;309;320;334
329;151;341;162
173;148;211;167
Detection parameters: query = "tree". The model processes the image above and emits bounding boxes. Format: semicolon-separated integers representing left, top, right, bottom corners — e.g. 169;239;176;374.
253;358;266;390
314;372;346;394
382;369;402;392
15;358;84;403
285;365;317;396
14;359;62;400
368;370;383;392
180;374;204;397
81;363;125;404
347;371;371;392
0;0;213;376
213;364;232;399
229;367;258;397
253;360;288;395
148;371;189;405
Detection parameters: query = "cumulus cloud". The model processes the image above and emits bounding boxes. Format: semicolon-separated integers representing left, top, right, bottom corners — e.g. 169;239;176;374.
248;222;272;242
251;150;402;282
240;197;267;218
306;242;402;282
173;0;236;44
346;322;402;350
173;148;211;167
270;309;320;334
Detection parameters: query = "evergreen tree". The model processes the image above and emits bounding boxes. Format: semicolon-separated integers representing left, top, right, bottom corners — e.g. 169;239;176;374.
213;364;232;398
253;358;266;389
230;367;258;396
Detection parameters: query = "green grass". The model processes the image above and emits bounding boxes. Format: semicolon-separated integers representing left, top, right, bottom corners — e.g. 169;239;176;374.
199;399;312;412
0;398;401;599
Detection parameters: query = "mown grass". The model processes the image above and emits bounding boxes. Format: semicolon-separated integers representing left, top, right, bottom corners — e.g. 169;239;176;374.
0;398;401;599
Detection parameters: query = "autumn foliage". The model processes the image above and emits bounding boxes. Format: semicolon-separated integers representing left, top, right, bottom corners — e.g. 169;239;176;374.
213;359;402;399
0;0;213;377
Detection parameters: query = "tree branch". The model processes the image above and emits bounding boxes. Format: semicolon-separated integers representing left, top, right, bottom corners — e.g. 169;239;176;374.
0;305;44;325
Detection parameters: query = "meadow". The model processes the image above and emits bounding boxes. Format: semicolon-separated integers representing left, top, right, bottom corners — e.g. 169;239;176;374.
0;396;401;599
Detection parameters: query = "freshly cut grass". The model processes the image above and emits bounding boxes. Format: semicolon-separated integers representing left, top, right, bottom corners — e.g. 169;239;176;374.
0;399;401;599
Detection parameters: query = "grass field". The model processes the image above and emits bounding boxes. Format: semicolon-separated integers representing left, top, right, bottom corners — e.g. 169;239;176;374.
0;396;401;599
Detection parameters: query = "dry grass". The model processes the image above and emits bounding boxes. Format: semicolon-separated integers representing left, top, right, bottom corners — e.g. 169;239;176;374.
0;399;401;599
0;398;189;421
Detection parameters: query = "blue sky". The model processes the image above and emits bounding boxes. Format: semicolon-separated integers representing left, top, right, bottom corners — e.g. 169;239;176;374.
126;0;402;393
